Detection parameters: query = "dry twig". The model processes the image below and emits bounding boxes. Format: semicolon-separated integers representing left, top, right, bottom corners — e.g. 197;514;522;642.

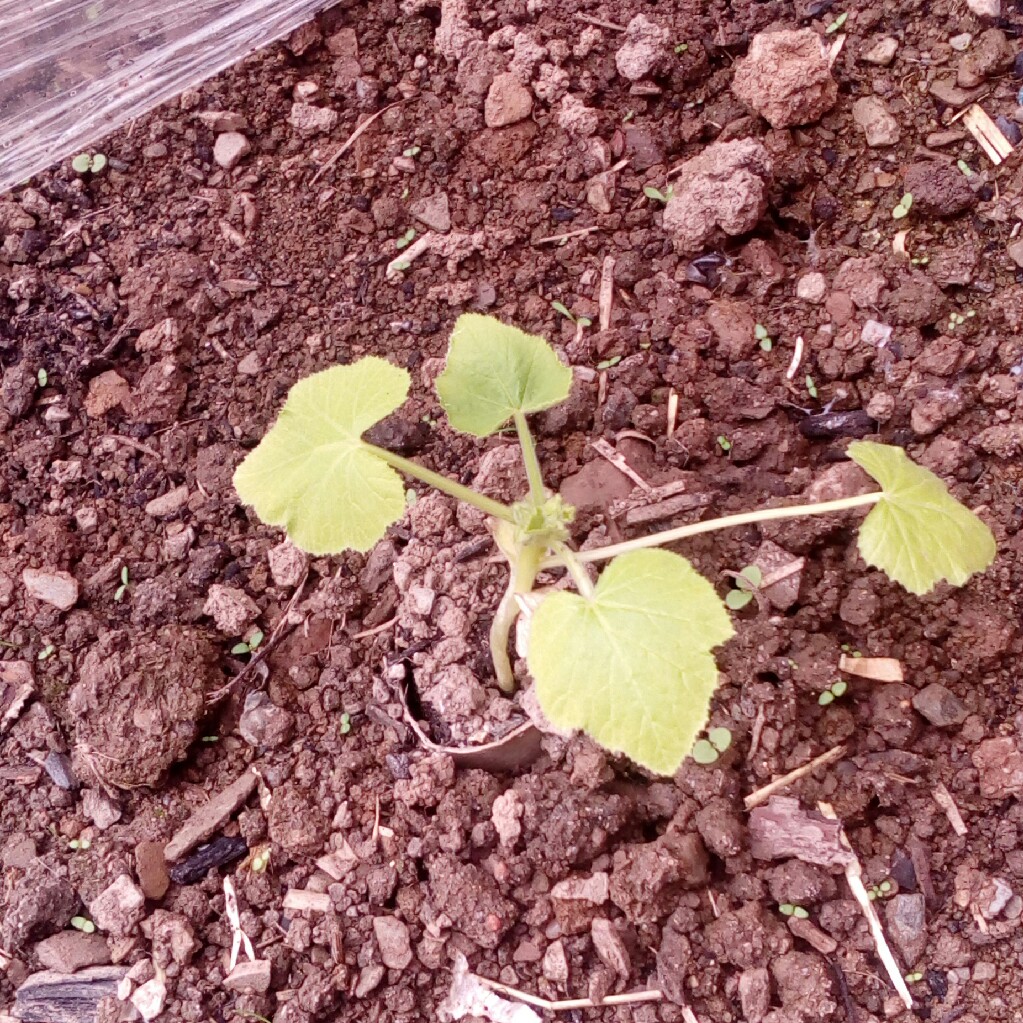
474;974;662;1011
312;100;406;184
745;744;847;810
535;225;599;245
932;781;968;836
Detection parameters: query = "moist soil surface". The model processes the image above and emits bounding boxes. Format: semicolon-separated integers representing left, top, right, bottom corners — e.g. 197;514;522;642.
3;2;1023;1022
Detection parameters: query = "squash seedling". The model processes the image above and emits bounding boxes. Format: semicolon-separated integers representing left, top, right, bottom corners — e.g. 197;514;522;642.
691;727;733;765
70;915;96;934
892;193;913;220
71;153;107;175
779;903;809;919
818;679;848;706
551;301;592;328
231;630;264;657
754;323;772;352
868;880;894;901
643;184;675;205
724;565;762;611
234;314;996;774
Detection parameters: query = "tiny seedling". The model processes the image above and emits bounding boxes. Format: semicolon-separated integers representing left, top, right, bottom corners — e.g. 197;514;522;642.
840;643;862;658
339;712;352;735
716;435;732;453
71;153;107;175
234;314;996;774
249;846;271;873
691;727;733;765
724;565;762;611
868;879;894;901
818;679;848;706
201;735;220;743
596;355;622;370
551;301;592;328
68;837;91;851
37;368;48;388
826;11;848;33
70;915;96;934
643;184;675;205
948;309;976;332
231;630;264;656
957;159;973;178
395;228;417;250
114;566;130;603
905;972;924;983
674;43;689;54
779;903;809;919
892;193;913;220
805;375;819;399
754;323;772;352
910;253;930;267
403;145;421;158
38;644;56;662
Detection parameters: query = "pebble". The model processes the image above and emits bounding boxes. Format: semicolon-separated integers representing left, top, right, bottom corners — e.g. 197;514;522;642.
372;916;413;970
89;875;146;938
144;485;189;519
796;272;827;303
203;583;260;634
142;143;168;161
1008;238;1023;268
996;115;1022;146
238;691;295;749
410;192;451;233
42;752;78;790
542;940;569;985
966;0;1000;20
972;737;1023;799
197;111;247;132
213;132;251;170
886;893;927;965
354;964;385;997
590;918;631;977
22;568;78;610
852;96;901;147
85;370;130;416
861;36;899;66
83;788;122;830
912;683;968;727
958;28;1012;88
131;975;167;1021
34;932;111;974
739;968;771;1023
224;959;271;993
135;841;171;900
288;102;339;136
551;872;610;905
615;14;668;81
484;73;534;128
268;540;308;587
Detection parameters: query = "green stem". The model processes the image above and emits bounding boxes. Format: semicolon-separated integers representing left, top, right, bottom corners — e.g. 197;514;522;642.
367;444;515;522
564;491;884;565
514;412;547;505
489;544;543;692
554;543;595;599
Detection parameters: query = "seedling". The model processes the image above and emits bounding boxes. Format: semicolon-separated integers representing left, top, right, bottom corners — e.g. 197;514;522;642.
71;153;107;175
868;879;894;901
231;630;264;656
250;846;271;873
403;145;421;158
840;643;862;658
805;375;818;399
957;159;973;178
233;314;996;774
779;903;809;919
905;972;924;983
70;915;96;934
818;679;848;706
114;566;130;603
643;184;675;205
716;435;732;452
596;355;622;370
724;565;762;611
691;726;733;764
892;193;913;220
38;644;56;661
551;301;592;328
754;323;772;352
339;712;352;735
825;11;848;33
395;228;416;250
68;837;91;851
948;309;976;332
37;368;48;388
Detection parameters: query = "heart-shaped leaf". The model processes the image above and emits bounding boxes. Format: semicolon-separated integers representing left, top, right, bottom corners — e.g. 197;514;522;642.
847;441;996;595
527;549;734;775
436;314;573;437
234;358;410;554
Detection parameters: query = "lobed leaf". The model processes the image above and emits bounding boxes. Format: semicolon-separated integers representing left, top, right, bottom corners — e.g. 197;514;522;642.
527;549;734;775
436;314;573;437
233;358;411;555
847;441;996;595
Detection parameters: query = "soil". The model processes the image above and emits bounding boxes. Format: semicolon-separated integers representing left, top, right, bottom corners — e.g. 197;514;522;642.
3;2;1023;1022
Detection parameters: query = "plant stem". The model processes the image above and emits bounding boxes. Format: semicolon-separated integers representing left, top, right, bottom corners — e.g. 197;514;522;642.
514;412;547;505
366;444;515;522
554;543;596;599
489;544;543;692
567;492;883;565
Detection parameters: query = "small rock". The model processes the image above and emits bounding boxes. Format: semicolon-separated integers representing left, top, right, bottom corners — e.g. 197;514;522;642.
410;193;451;233
732;29;838;128
861;36;899;66
912;684;968;727
142;143;168;161
911;388;965;436
236;352;261;376
355;964;385;997
288;102;339;136
903;162;976;218
224;958;271;993
796;272;827;303
34;932;111;974
1;860;78;951
615;14;668;81
203;584;259;634
89;875;146;938
196;111;247;132
966;0;1000;20
238;691;295;749
135;842;171;900
131;975;167;1021
372;916;412;970
484;73;534;128
144;485;188;519
958;28;1012;87
84;371;130;417
42;752;77;790
551;872;610;905
1007;239;1023;268
22;568;78;611
268;541;308;588
590;918;630;977
852;96;901;147
663;138;773;253
491;789;524;848
787;915;838;955
886;894;927;965
973;737;1023;799
950;33;973;52
542;940;569;985
213;132;250;170
739;968;772;1023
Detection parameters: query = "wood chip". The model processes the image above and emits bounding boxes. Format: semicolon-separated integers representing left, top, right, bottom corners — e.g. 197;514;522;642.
748;795;854;866
591;438;651;492
283;889;333;914
667;389;678;437
164;769;259;862
932;781;968;836
598;255;615;332
962;104;1014;165
623;492;712;527
838;654;903;681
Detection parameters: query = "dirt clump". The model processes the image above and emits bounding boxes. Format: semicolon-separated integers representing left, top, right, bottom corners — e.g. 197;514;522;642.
903;161;978;217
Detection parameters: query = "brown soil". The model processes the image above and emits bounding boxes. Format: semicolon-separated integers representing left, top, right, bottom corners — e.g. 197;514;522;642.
3;2;1023;1022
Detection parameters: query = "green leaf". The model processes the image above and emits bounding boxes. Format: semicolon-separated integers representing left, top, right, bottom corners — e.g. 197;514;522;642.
527;549;734;775
754;324;768;340
231;642;251;655
847;441;996;595
818;690;834;706
691;739;719;764
436;314;573;437
725;588;753;610
831;680;847;697
708;726;732;752
739;565;763;588
550;301;573;320
234;358;411;554
643;185;666;202
71;154;91;174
